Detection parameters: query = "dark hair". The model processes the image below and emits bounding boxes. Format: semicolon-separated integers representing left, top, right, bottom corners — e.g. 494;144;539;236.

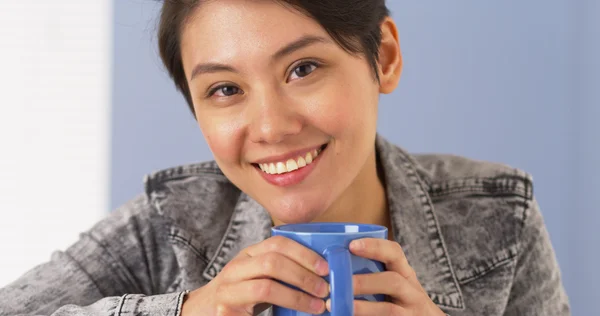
158;0;390;115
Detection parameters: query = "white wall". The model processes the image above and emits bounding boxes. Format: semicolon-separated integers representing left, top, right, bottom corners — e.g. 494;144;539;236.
0;1;112;286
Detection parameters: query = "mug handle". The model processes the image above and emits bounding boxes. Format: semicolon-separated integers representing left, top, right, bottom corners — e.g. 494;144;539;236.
323;246;353;316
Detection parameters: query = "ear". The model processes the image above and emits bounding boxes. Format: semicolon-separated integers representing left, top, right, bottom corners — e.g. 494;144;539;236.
378;17;403;94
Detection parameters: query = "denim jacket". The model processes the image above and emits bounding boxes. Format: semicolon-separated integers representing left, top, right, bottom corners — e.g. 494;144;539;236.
0;136;570;316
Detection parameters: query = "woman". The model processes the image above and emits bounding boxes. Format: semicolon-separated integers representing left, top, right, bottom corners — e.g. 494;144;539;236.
0;0;569;315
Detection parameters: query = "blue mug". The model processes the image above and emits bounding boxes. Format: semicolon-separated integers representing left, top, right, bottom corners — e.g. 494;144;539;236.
271;222;388;316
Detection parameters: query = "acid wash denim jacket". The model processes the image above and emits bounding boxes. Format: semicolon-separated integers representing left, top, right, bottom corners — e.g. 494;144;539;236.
0;136;570;316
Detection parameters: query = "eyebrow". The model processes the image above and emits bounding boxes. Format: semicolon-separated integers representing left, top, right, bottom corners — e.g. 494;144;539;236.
271;35;331;61
190;63;238;81
189;35;331;81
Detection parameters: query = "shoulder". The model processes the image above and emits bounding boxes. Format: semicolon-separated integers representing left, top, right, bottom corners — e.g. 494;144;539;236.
95;161;237;234
410;153;535;283
92;161;240;259
142;161;241;229
412;153;532;200
141;161;242;263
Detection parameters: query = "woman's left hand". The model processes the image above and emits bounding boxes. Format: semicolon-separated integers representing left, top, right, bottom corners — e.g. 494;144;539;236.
326;238;446;316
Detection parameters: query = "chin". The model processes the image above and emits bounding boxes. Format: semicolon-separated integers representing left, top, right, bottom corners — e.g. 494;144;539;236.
268;199;328;225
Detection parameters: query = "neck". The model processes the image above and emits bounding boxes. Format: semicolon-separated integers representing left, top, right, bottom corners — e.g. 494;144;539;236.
313;149;390;231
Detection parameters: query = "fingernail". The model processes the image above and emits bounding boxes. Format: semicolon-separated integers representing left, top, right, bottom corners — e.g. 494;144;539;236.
350;239;364;250
314;279;328;297
315;259;329;275
310;298;325;313
326;299;331;312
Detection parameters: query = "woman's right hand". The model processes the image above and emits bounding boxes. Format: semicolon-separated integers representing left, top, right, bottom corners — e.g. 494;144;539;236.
181;235;330;315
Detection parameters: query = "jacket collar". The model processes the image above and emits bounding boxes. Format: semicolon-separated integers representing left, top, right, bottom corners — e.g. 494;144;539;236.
202;135;464;310
375;135;464;309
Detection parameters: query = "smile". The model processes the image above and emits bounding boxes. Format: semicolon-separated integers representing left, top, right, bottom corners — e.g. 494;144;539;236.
252;143;328;187
257;146;324;175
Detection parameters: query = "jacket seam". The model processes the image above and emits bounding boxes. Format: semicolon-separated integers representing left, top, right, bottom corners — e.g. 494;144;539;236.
202;200;240;280
457;253;516;285
154;165;223;178
429;175;532;183
127;217;156;294
60;249;108;298
175;291;188;316
454;198;530;286
202;204;244;280
395;150;465;309
86;231;145;294
144;164;226;194
428;176;533;200
509;197;531;288
430;187;531;200
510;196;530;266
114;294;128;316
167;232;210;265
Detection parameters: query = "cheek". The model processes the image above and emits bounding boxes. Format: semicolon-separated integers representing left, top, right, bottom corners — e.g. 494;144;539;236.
197;112;245;165
302;78;377;135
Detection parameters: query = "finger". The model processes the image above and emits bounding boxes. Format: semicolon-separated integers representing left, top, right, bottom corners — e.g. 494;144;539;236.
326;299;408;316
350;238;416;282
219;279;326;315
241;236;329;276
353;299;408;316
353;271;421;304
222;252;329;298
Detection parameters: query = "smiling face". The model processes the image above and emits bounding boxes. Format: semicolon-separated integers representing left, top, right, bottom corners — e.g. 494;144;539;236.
179;0;401;224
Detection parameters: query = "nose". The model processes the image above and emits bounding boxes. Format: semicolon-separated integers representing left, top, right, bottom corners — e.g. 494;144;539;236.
247;88;303;144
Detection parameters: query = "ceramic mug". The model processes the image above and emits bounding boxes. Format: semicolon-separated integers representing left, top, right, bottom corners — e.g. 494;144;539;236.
271;222;388;316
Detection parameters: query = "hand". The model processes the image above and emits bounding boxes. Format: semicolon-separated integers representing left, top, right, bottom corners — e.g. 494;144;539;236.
326;238;445;316
181;236;330;315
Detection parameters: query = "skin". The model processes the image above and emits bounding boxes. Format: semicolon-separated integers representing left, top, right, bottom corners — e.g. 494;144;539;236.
178;0;444;314
180;0;397;227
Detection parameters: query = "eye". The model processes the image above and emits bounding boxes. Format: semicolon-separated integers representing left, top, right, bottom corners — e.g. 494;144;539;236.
288;62;318;81
208;85;242;98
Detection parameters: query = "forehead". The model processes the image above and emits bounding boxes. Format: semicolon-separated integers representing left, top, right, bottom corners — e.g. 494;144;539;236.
180;0;329;65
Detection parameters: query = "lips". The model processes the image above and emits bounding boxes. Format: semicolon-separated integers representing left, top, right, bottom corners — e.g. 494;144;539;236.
252;143;328;187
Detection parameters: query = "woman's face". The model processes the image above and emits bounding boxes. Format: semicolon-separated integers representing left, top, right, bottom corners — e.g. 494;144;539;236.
180;0;391;224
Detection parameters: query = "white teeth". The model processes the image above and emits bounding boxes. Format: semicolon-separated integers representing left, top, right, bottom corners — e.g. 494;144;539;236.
305;152;313;164
297;156;306;168
286;159;298;172
258;146;325;175
276;162;286;174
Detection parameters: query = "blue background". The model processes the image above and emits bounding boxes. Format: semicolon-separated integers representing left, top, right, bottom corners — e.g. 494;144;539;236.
112;1;599;314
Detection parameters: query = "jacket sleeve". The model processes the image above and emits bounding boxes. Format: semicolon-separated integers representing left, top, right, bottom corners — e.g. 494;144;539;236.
503;199;571;315
0;195;186;316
